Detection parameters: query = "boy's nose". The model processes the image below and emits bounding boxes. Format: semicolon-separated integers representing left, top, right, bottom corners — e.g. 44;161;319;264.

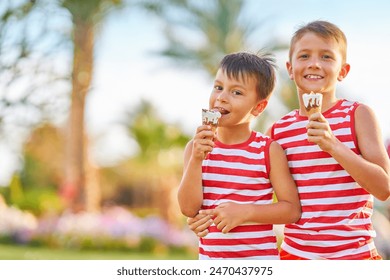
308;58;321;69
216;90;228;102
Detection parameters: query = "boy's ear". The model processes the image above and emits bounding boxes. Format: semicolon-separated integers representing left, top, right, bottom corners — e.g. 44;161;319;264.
252;99;268;116
286;61;294;80
337;63;350;81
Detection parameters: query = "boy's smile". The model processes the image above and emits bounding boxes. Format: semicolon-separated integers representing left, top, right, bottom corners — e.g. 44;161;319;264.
287;32;349;95
305;74;323;80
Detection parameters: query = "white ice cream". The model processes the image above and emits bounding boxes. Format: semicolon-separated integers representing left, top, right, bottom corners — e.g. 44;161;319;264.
302;92;323;109
202;109;221;126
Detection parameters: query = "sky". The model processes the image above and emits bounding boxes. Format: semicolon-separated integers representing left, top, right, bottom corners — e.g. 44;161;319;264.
1;0;390;184
87;0;390;165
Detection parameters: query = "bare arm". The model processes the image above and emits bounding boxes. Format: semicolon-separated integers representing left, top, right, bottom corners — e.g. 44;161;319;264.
200;141;301;233
177;125;215;217
307;105;390;201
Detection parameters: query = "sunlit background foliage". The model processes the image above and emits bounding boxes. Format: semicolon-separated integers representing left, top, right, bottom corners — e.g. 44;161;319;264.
0;0;389;259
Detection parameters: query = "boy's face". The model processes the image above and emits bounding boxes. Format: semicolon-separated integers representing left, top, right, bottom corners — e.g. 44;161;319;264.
287;32;350;95
209;69;266;127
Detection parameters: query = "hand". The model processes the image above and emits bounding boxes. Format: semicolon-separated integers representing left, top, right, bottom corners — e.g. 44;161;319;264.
187;213;213;238
306;112;339;153
192;125;216;160
200;202;246;234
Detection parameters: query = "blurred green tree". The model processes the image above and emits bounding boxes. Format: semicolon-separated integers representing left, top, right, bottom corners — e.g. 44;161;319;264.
138;0;295;132
126;99;190;161
119;99;190;223
0;123;65;215
21;124;64;190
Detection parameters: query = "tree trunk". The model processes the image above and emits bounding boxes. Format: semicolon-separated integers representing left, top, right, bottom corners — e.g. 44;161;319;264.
62;19;94;212
84;135;101;212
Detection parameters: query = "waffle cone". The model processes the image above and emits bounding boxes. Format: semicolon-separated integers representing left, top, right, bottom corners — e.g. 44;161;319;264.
202;109;221;139
307;105;321;117
202;109;221;158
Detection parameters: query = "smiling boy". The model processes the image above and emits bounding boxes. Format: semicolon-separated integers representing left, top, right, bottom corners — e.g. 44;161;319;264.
273;20;390;260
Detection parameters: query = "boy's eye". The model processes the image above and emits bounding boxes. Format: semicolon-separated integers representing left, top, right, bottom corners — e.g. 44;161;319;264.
298;54;308;59
322;55;332;59
232;90;242;96
214;85;222;91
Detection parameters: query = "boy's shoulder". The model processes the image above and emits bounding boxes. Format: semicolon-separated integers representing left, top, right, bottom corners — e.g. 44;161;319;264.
273;109;299;125
279;109;298;120
250;131;274;146
252;130;272;140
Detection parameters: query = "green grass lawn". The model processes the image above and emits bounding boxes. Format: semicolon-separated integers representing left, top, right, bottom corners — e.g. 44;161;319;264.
0;243;197;260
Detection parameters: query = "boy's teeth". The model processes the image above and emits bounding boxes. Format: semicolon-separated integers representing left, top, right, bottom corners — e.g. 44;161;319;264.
306;75;322;79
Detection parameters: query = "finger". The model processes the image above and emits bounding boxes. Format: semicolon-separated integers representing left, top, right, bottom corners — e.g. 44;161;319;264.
221;225;231;234
196;125;212;132
307;127;328;137
197;229;209;238
222;226;229;234
306;120;321;130
308;112;322;121
195;218;213;234
199;209;215;216
215;203;227;209
216;220;226;232
306;128;318;136
195;126;215;139
187;214;207;228
192;142;214;158
210;212;222;225
193;139;215;152
193;137;215;147
188;214;208;226
189;216;213;233
187;213;206;224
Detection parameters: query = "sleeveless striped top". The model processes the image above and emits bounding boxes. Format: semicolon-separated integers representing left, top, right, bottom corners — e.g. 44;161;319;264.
271;99;380;260
199;131;279;260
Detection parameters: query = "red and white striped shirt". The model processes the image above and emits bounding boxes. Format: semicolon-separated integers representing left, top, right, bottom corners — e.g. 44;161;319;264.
271;99;381;260
200;131;279;259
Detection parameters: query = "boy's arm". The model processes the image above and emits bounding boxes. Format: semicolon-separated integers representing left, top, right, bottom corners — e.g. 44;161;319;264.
177;140;204;218
307;105;390;201
177;126;215;217
201;141;301;233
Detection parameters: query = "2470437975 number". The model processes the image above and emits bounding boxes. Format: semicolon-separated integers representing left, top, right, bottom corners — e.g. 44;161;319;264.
209;266;273;276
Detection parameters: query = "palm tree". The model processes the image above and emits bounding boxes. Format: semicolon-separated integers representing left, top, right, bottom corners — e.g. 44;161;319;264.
140;0;261;74
139;0;292;132
58;0;125;211
1;0;129;212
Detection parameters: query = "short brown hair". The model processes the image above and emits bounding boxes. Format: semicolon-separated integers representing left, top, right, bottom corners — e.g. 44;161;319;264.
219;51;277;101
289;20;347;63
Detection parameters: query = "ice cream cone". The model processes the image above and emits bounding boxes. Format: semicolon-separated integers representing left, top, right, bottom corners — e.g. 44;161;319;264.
202;109;221;137
302;92;322;117
202;109;221;158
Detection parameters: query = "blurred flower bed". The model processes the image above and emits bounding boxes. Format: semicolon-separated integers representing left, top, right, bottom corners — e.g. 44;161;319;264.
0;204;197;255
